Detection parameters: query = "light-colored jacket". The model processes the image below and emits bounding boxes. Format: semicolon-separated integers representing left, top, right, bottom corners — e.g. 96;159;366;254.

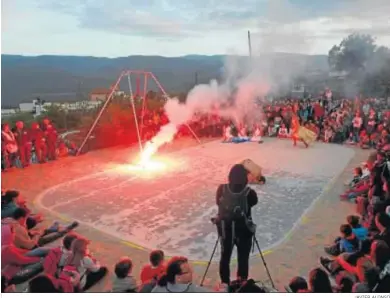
2;218;38;249
112;276;137;292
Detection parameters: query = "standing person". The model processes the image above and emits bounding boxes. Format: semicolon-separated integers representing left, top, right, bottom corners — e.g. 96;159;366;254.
215;164;258;286
352;112;363;143
45;124;58;161
42;119;58;161
30;122;47;163
291;112;315;148
13;121;32;167
1;124;18;169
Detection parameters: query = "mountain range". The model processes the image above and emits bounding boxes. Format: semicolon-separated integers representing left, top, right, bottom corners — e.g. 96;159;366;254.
1;53;328;108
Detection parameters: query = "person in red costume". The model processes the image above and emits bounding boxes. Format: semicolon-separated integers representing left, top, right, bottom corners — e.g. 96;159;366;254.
14;121;32;167
30;122;47;163
291;113;309;148
41;118;58;161
45;124;58;161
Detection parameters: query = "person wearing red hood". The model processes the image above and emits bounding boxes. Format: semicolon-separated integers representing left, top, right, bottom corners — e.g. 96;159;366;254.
13;121;32;167
41;118;58;160
45;124;58;161
30;122;47;163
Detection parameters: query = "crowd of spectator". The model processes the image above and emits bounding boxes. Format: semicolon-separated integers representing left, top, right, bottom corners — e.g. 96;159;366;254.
2;96;390;293
263;97;390;149
1;118;79;172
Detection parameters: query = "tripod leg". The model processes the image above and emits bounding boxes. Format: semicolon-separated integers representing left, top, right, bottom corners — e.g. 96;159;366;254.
200;236;219;286
254;237;275;289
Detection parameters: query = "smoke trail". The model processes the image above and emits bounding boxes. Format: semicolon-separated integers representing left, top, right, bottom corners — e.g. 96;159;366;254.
142;0;318;158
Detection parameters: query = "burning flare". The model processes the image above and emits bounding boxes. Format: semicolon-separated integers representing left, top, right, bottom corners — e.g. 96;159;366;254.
139;141;158;166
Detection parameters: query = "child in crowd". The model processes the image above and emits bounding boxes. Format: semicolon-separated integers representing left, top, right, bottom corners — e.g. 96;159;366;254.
277;123;289;138
112;257;137;292
267;121;277;137
359;130;371;149
324;224;360;256
347;215;368;241
139;250;166;292
324;126;334;143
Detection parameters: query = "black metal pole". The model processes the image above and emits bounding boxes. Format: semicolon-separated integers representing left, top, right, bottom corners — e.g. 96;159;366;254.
200;236;220;286
253;237;275;289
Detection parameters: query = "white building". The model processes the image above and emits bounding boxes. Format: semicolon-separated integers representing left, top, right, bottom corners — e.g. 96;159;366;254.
19;102;35;112
1;108;17;116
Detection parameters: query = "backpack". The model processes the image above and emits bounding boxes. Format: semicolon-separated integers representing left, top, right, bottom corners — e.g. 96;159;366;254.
43;247;65;278
218;184;250;222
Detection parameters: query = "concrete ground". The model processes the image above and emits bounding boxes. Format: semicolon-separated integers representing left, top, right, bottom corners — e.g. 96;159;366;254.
1;137;367;291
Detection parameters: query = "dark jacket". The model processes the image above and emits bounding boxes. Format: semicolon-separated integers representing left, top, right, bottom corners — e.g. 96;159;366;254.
216;164;258;237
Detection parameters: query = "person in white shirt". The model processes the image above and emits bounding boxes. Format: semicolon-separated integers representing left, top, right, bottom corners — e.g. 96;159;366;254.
352;113;363;143
66;237;108;291
222;125;233;142
277;123;290;138
239;125;248;138
251;124;263;143
361;162;371;178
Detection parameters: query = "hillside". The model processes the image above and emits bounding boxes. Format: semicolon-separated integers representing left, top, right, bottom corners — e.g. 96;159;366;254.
1;54;328;107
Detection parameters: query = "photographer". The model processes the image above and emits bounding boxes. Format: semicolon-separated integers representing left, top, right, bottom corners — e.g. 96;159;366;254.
215;164;258;285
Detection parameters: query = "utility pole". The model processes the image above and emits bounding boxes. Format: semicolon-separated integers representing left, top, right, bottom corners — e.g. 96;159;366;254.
248;30;252;59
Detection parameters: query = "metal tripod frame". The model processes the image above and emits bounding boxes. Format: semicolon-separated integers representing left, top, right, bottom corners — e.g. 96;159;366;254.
200;234;275;289
76;70;201;156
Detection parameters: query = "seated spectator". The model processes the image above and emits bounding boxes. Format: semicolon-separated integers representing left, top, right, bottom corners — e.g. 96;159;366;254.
152;256;210;293
334;271;354;293
287;276;308;293
361;162;371;178
324;125;334;143
267;122;277;137
1;224;41;282
320;238;371;282
360;130;371;149
1;276;15;293
65;237;108;292
41;235;80;292
370;240;390;292
348;215;368;241
341;180;370;201
308;268;333;293
1;190;42;229
58;233;79;268
140;250;166;287
350;167;364;188
372;213;390;249
57;141;69;158
325;224;360;256
29;274;63;293
2;208;77;252
277;123;289;138
112;257;137;292
352;267;379;293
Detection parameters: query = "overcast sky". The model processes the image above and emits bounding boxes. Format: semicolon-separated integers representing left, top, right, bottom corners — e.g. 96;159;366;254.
2;0;390;57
